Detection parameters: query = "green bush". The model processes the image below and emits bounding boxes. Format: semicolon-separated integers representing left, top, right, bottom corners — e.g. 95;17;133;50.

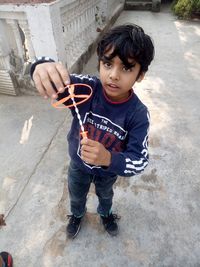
172;0;200;19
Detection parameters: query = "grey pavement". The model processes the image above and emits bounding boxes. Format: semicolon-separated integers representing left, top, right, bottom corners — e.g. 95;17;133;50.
1;4;200;266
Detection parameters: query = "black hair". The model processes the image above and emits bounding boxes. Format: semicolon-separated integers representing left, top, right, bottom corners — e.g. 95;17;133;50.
97;24;155;75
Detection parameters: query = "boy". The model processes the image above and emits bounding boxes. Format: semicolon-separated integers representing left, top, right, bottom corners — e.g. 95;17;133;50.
31;24;154;238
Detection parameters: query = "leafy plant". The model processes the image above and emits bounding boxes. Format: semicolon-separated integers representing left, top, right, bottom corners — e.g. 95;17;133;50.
172;0;200;18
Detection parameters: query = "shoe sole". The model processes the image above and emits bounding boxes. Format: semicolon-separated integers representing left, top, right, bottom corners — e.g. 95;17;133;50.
106;228;119;236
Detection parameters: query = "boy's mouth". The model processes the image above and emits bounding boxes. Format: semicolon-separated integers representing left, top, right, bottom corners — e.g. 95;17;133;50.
106;83;120;91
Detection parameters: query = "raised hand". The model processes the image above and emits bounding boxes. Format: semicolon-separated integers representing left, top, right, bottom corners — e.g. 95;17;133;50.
32;62;70;99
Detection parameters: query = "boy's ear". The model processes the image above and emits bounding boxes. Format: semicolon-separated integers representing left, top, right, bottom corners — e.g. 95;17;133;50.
137;72;145;82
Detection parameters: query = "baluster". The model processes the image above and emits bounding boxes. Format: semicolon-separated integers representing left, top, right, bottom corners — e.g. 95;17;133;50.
6;19;24;64
18;19;35;61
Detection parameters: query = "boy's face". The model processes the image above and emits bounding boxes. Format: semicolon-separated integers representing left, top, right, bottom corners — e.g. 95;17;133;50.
99;49;144;102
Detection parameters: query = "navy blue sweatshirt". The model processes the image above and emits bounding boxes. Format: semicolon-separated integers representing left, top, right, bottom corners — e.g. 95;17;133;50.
31;58;150;178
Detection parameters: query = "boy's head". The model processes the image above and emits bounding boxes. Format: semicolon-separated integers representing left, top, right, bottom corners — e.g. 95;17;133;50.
96;24;155;102
97;24;154;75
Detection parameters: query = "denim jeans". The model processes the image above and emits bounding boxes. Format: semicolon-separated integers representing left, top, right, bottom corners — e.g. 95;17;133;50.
67;161;118;217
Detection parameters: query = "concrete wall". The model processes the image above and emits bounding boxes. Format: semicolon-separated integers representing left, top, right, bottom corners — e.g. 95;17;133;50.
0;0;125;95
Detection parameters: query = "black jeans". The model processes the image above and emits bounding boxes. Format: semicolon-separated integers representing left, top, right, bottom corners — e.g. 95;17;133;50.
67;161;118;217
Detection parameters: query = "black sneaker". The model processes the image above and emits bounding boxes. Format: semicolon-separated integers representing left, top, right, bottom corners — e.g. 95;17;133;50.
66;215;82;239
100;213;120;236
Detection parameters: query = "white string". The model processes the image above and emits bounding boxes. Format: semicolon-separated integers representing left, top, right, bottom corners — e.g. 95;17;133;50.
68;86;85;133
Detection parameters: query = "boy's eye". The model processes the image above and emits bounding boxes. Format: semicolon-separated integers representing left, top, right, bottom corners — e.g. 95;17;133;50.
122;63;136;72
123;66;132;72
103;61;112;68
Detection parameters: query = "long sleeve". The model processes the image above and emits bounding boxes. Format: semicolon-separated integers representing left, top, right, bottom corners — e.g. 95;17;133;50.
105;109;150;177
30;56;55;79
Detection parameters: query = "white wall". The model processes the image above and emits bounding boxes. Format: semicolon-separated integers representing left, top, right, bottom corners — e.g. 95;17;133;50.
0;0;125;94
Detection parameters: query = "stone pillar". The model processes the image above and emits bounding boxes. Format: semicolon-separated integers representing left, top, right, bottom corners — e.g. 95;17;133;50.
6;19;24;63
18;19;35;61
25;4;66;64
0;20;11;70
152;0;161;12
0;20;19;95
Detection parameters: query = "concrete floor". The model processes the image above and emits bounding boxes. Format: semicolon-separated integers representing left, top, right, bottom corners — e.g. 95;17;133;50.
0;4;200;267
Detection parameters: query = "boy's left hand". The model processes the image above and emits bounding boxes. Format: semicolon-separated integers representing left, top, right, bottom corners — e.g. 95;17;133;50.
80;138;111;167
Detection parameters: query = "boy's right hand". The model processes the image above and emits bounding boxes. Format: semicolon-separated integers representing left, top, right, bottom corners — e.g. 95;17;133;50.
32;62;70;99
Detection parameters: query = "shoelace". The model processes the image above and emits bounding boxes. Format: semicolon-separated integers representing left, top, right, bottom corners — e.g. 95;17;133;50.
112;214;121;220
67;215;81;224
103;213;121;225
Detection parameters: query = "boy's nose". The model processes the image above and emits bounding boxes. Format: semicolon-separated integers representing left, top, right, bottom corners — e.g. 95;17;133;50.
109;68;119;81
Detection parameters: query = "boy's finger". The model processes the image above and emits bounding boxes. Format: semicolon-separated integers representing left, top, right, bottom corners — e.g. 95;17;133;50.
33;73;48;98
81;138;97;146
81;151;94;163
81;138;89;146
34;64;58;97
45;65;65;94
55;62;71;90
81;144;93;153
39;72;58;98
43;81;58;99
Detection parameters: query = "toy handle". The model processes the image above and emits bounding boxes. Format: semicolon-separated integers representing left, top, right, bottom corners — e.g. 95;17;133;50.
80;131;88;139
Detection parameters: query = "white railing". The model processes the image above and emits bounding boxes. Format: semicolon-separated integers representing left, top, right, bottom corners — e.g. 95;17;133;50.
0;11;30;94
61;0;100;69
0;0;125;95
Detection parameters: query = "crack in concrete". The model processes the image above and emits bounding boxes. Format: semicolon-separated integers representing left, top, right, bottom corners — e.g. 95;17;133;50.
4;117;67;220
